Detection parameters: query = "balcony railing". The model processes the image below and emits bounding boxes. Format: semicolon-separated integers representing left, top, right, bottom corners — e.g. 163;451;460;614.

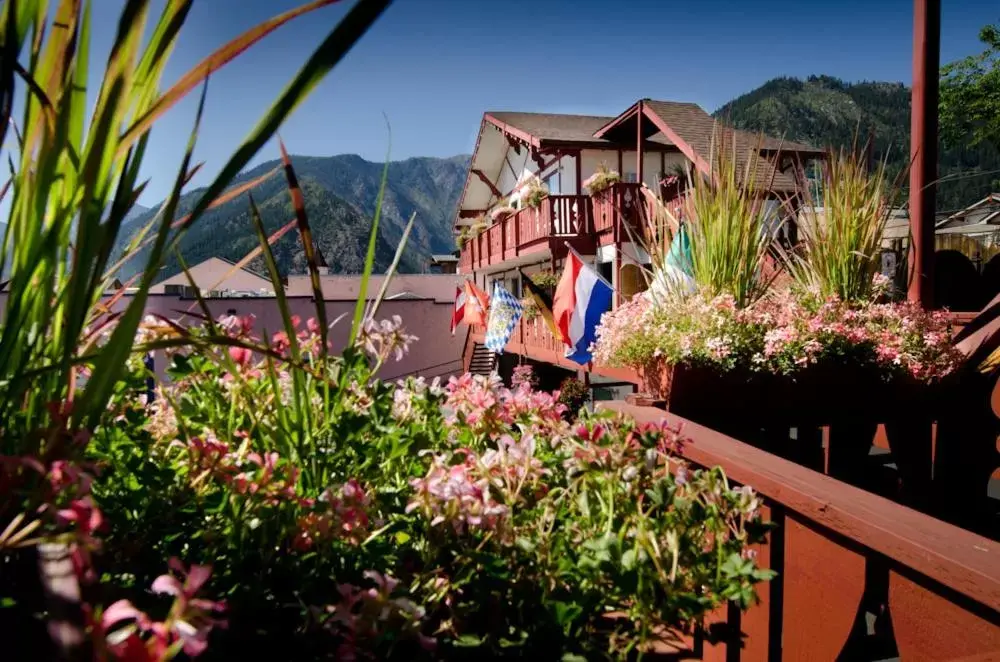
459;194;593;271
470;315;638;382
592;182;647;242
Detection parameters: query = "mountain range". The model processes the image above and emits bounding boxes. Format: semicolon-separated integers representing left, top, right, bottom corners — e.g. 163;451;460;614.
114;154;469;281
715;75;999;212
121;75;999;282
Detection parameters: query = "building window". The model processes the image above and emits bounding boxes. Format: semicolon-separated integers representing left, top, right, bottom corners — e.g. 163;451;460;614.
545;170;561;195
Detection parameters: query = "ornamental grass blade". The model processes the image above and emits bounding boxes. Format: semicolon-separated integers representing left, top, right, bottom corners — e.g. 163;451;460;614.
366;211;414;322
200;217;296;297
118;0;343;155
247;192;301;363
172;0;393;249
79;79;207;427
351;117;392;341
279;137;327;351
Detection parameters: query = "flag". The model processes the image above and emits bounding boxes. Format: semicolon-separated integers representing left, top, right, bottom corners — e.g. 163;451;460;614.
463;280;490;328
484;282;523;354
651;224;696;298
450;286;467;335
519;270;560;340
553;250;614;365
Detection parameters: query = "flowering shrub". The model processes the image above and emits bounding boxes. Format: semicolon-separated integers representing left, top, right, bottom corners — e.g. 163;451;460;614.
518;175;549;209
528;269;560;290
490;200;516;222
511;364;538;390
82;313;773;659
594;287;961;381
583;163;621;194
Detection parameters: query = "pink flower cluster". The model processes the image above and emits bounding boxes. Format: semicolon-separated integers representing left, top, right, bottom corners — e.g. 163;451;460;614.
391;376;443;423
594;289;962;381
218;313;328;366
564;418;688;478
511;364;537;390
442;373;567;435
359;315;418;365
325;570;435;660
171;434;300;506
1;450;105;582
293;479;372;550
97;558;226;660
406;450;508;534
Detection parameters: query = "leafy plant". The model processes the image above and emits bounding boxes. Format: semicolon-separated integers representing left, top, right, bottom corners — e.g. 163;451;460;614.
528;269;560;291
0;0;391;656
940;22;1000;150
582;163;621;195
557;377;589;414
519;175;548;209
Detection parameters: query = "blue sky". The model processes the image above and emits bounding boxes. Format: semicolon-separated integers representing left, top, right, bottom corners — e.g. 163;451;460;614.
78;0;998;203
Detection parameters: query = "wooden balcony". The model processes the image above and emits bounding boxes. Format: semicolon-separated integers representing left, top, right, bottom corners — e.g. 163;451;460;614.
591;182;649;246
469;316;638;383
459;194;594;272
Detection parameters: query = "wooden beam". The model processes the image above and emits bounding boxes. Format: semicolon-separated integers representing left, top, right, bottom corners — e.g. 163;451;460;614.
484;113;540;149
471;168;503;200
908;0;940;306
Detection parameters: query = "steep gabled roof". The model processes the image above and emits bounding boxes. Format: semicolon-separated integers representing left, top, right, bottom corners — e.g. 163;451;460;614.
595;99;822;192
484;111;676;149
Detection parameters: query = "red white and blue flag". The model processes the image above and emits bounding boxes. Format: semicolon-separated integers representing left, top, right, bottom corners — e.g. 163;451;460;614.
553;250;614;365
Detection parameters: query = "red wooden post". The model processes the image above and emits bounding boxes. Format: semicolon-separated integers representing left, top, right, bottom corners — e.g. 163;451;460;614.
908;0;940;306
636;100;644;186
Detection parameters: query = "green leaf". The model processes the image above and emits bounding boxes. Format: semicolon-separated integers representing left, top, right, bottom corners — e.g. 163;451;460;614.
453;634;485;648
621;548;638;571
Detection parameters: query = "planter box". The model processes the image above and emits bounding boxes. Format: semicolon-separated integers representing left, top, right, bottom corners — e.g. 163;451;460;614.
633;359;942;496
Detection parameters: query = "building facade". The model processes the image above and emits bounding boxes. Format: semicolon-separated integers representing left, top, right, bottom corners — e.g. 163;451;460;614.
454;98;823;393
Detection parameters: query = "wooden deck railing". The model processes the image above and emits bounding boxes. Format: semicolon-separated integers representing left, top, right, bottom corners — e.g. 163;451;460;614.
599;402;1000;661
459;194;593;271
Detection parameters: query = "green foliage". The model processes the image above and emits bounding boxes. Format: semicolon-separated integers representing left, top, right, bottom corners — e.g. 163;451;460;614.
557;377;589;414
940;23;1000;151
92;352;772;659
717;74;1000;211
0;0;394;656
529;269;560;290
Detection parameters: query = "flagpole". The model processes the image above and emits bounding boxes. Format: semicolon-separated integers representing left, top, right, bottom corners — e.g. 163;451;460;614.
562;241;616;291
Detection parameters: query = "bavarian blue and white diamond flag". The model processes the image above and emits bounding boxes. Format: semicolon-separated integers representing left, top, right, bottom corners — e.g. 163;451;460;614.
484;281;524;354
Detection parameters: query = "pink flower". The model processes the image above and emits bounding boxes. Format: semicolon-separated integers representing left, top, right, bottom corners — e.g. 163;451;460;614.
152;558;227;656
227;346;252;366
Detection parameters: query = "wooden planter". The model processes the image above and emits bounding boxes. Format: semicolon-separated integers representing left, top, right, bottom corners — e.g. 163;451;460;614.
631;359;941;500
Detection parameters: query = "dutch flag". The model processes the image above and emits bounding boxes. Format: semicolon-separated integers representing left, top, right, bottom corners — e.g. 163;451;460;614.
553;250;614;365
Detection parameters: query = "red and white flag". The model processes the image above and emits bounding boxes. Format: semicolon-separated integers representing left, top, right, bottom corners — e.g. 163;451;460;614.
450;286;467;335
